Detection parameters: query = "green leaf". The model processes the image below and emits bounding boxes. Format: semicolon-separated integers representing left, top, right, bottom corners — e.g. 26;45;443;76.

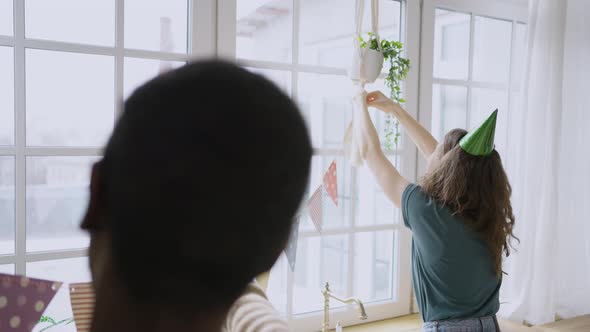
40;316;57;324
370;37;410;151
38;317;75;332
369;39;379;50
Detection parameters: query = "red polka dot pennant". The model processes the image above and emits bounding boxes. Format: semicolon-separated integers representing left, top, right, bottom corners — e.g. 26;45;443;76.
323;160;338;206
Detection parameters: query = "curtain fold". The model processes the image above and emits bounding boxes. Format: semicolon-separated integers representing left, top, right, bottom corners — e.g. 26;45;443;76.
555;0;590;319
499;0;590;325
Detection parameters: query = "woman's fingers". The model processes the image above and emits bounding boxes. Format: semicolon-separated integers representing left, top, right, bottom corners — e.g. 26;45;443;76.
366;91;380;103
367;91;379;98
366;91;388;109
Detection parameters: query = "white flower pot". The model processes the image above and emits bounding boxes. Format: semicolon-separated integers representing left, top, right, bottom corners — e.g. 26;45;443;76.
349;47;384;84
360;48;384;83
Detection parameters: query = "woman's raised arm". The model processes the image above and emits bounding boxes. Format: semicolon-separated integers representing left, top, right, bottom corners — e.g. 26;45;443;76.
367;91;438;160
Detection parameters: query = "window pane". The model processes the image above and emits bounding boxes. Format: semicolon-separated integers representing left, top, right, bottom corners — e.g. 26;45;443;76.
0;0;12;36
357;156;400;226
293;235;348;314
470;88;508;154
26;157;98;252
298;73;352;149
431;84;467;140
512;23;527;91
297;77;398;190
26;257;91;285
434;9;470;80
469;88;508;128
0;264;14;274
26;50;114;147
0;157;14;255
301;156;351;231
236;0;293;63
299;0;401;68
27;257;90;332
0;46;14;145
377;0;402;42
473;16;512;84
25;0;115;46
125;0;189;53
124;57;185;99
246;68;292;96
354;231;395;302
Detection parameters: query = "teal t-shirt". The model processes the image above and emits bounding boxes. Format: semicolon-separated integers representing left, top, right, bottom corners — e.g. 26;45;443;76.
402;183;500;322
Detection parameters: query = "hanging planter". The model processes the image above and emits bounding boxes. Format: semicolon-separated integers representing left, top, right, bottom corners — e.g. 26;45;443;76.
350;37;384;84
359;33;411;150
344;0;411;165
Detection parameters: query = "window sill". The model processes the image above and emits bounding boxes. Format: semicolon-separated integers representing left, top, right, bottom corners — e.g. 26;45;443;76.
345;314;546;332
346;314;421;332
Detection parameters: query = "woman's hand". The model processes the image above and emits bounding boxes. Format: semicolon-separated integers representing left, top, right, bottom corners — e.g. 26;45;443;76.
366;91;398;113
367;91;439;160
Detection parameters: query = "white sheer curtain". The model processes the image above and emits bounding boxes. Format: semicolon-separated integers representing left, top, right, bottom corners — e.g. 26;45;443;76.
555;0;590;319
499;0;590;325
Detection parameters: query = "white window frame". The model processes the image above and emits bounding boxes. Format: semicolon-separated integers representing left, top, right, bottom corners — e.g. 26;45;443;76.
0;0;216;276
418;0;528;173
218;0;422;330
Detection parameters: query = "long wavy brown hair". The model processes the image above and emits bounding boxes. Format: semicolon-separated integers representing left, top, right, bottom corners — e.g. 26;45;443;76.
420;129;517;277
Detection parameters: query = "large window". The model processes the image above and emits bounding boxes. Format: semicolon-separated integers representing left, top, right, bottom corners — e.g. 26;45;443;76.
422;0;527;156
0;1;196;330
230;0;415;329
0;0;528;331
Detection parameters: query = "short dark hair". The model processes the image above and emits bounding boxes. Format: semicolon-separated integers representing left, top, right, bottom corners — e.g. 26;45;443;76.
99;60;312;312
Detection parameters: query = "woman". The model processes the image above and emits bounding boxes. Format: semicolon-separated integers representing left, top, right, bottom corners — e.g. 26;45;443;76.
362;91;516;331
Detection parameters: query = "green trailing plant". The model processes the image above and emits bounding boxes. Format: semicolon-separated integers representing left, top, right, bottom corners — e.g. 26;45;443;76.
38;316;75;332
359;32;411;150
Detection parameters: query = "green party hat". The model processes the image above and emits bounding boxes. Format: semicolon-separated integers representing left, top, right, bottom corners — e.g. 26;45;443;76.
459;109;498;156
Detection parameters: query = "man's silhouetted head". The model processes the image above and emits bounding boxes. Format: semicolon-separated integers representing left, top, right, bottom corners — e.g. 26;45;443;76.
82;61;312;321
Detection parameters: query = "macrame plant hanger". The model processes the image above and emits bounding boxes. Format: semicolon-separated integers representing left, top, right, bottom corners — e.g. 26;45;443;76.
343;0;383;167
